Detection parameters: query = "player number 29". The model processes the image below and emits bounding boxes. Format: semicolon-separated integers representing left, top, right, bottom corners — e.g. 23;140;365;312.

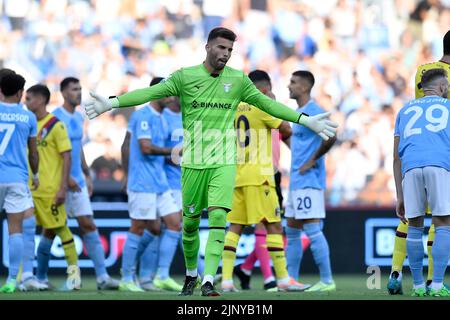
297;196;312;211
404;104;449;138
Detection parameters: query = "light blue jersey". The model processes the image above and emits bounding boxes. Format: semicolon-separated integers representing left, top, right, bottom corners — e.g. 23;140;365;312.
394;95;450;176
52;107;85;188
128;105;170;193
163;108;182;190
0;102;37;184
290;100;326;190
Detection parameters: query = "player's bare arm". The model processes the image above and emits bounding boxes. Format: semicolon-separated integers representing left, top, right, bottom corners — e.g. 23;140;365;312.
393;136;406;224
138;138;173;156
55;150;71;206
299;136;337;174
81;147;93;196
121;132;130;191
28;136;39;190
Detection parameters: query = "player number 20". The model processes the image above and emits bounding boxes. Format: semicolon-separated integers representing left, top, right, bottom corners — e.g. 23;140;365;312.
0;123;15;156
404;104;449;138
297;196;312;211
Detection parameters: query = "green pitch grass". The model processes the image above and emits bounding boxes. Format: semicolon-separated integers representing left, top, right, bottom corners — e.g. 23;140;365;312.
0;274;449;300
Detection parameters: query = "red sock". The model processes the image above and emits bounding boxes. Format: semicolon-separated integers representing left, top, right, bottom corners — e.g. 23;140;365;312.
241;250;257;271
254;230;273;281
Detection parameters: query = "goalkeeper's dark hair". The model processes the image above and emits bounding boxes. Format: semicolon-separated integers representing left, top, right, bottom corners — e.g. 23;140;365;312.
60;77;79;92
444;29;450;55
27;84;51;105
248;70;271;86
207;27;237;43
0;73;25;97
149;77;165;87
292;70;315;89
421;68;448;88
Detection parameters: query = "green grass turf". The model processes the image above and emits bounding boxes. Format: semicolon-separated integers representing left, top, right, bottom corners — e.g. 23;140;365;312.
0;273;449;300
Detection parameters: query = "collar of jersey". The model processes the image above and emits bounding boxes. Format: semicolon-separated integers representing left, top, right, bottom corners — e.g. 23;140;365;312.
164;108;181;116
0;102;21;107
200;62;224;77
147;104;162;116
297;99;314;112
57;106;76;117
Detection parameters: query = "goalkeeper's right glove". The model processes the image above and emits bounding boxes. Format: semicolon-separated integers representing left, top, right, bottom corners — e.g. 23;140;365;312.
298;111;338;141
84;92;119;120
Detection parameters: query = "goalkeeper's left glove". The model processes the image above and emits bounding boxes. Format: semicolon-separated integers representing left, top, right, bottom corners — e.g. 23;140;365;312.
84;92;119;120
298;111;338;141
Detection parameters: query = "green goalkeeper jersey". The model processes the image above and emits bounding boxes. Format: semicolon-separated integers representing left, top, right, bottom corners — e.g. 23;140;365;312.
117;64;301;169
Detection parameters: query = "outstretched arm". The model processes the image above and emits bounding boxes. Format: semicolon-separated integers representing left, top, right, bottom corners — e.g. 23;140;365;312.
241;76;338;140
85;71;182;119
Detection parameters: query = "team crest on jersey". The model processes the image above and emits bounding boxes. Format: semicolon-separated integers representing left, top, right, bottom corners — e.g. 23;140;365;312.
264;189;269;196
40;128;48;140
187;204;195;214
223;83;232;93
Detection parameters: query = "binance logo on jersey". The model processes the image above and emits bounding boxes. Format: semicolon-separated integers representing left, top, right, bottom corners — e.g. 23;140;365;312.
191;100;232;109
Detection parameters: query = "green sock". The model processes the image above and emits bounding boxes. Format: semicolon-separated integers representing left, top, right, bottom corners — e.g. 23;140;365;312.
182;213;201;271
203;208;227;278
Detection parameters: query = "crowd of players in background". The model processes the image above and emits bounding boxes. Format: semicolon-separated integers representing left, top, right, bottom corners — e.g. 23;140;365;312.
2;0;450;206
0;62;339;294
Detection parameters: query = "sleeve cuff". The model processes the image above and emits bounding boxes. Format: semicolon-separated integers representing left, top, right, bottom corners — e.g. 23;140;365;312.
109;97;120;108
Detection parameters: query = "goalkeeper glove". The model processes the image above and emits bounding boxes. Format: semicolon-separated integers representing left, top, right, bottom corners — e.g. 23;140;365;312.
84;92;119;120
298;112;338;140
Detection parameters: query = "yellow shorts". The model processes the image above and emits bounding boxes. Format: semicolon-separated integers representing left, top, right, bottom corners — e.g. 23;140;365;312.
228;185;281;225
33;197;67;229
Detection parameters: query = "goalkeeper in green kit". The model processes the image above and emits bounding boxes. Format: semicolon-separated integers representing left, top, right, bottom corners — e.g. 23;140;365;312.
85;27;338;296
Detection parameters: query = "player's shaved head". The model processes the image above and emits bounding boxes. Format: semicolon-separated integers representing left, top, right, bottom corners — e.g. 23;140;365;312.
422;68;448;87
249;70;271;86
60;77;79;92
421;68;448;98
444;29;450;55
249;70;272;96
27;84;51;105
292;70;315;91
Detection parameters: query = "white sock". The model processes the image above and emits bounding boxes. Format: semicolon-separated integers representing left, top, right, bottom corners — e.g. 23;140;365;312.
22;272;34;281
241;268;251;276
222;279;233;286
186;269;198;277
96;274;110;283
413;283;426;290
431;282;443;291
277;277;289;286
264;276;276;284
202;275;214;285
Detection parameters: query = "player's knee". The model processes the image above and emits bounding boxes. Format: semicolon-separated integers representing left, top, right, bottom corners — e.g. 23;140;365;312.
164;213;182;231
266;222;283;234
182;214;200;233
208;210;227;228
43;228;56;240
78;216;97;234
147;221;161;236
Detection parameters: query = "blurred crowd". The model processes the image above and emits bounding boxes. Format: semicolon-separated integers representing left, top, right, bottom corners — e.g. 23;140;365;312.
1;0;449;207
